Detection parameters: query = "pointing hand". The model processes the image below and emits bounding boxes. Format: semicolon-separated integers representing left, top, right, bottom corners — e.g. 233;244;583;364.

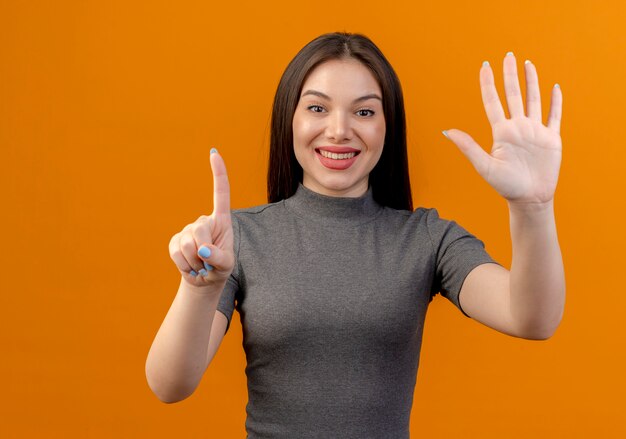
168;149;235;291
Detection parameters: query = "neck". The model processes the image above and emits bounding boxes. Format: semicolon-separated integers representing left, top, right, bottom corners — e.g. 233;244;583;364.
285;183;382;225
301;177;369;198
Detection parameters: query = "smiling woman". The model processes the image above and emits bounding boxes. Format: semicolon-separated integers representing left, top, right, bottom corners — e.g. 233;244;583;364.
146;31;565;439
267;32;413;210
292;58;386;196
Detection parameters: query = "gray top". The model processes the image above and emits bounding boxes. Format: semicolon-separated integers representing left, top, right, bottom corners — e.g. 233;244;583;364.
217;184;500;438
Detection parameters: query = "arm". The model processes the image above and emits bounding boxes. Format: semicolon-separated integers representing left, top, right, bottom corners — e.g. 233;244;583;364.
145;279;228;403
508;200;564;338
444;52;565;339
459;201;565;340
145;149;234;402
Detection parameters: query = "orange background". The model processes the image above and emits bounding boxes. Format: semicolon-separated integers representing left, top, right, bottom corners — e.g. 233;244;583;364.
2;0;624;437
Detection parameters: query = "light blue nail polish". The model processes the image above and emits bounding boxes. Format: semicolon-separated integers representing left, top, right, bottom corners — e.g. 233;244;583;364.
210;147;218;154
190;270;198;276
199;268;207;276
506;51;514;56
524;60;531;65
198;246;211;258
554;83;560;89
442;130;449;139
204;261;214;271
482;60;489;67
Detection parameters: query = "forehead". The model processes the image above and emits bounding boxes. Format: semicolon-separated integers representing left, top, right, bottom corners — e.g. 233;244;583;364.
301;58;381;96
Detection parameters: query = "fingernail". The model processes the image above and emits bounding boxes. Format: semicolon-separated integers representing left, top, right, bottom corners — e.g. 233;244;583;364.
442;130;449;139
190;270;198;276
524;60;531;65
204;261;214;271
506;51;514;56
210;148;218;154
199;268;208;276
482;60;489;67
198;246;211;258
554;83;560;89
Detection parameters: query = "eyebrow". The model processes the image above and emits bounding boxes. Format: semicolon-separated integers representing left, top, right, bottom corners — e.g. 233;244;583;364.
300;89;382;103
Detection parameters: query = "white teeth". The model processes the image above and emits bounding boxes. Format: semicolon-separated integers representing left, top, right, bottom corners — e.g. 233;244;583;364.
319;150;357;160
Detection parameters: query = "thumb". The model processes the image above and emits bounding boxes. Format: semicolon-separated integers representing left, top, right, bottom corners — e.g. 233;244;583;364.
443;129;491;179
197;243;234;274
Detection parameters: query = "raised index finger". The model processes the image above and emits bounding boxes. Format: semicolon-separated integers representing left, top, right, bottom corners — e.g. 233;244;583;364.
209;148;231;215
480;61;506;125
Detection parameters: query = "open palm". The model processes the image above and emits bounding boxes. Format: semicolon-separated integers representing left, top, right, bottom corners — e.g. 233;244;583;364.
446;53;563;205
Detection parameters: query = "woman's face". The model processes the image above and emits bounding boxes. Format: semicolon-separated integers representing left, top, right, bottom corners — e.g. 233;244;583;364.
292;58;386;197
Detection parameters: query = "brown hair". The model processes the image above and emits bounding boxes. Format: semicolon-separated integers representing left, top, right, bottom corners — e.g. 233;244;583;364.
267;32;412;211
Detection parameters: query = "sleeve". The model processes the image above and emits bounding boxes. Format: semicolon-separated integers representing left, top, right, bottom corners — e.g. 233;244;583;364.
216;212;241;334
425;208;503;318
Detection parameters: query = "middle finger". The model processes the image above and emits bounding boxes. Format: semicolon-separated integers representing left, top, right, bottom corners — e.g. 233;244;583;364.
503;52;525;118
180;227;206;275
192;217;215;271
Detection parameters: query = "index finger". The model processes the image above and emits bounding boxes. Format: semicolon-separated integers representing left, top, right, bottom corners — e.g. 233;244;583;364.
209;148;231;215
480;61;506;125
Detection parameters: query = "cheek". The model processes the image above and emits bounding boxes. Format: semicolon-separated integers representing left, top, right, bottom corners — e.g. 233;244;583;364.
293;119;319;144
365;121;386;148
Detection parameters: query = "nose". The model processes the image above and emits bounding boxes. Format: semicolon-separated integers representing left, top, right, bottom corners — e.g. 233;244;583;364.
325;111;353;143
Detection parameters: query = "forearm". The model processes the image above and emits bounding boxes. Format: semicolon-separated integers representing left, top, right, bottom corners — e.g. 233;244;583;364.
145;277;223;402
508;200;565;339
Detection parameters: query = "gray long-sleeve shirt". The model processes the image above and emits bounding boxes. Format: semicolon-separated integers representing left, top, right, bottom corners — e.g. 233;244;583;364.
217;184;499;438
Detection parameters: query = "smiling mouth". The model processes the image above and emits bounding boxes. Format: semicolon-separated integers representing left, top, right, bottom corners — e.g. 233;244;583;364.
315;149;361;160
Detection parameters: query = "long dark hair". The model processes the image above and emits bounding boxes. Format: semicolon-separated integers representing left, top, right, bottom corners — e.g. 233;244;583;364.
267;32;412;211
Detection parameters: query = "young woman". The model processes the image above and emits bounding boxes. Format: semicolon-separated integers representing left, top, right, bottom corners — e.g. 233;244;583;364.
146;32;565;438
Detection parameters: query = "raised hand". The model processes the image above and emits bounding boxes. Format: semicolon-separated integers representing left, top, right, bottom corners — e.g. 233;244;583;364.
444;52;563;206
168;149;235;290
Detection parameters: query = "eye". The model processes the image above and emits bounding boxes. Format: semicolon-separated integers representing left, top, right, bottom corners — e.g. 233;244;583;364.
307;105;325;113
305;105;375;116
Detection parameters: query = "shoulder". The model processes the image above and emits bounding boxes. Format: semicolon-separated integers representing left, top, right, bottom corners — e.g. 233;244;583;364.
229;200;289;237
372;206;447;251
379;205;443;228
232;201;283;216
380;206;472;251
231;200;285;222
409;206;464;233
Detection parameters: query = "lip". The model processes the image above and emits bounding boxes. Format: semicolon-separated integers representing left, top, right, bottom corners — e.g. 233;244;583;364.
316;146;361;154
315;147;360;170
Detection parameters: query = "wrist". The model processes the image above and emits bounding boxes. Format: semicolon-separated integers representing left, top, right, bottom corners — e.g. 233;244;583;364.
507;198;554;215
179;276;226;298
